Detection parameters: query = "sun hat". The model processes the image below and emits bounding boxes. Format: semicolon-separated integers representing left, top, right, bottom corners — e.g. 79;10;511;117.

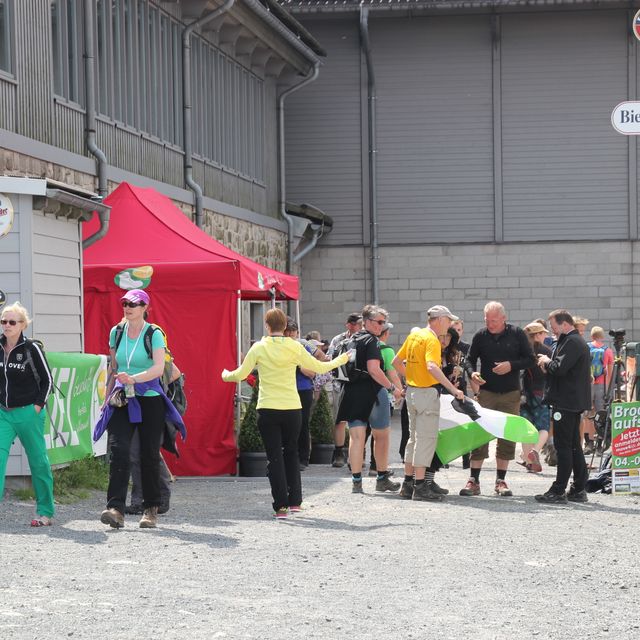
524;322;548;335
427;305;459;321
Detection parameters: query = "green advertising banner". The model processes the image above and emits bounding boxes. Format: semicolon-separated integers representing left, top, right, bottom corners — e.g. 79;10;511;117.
44;353;108;466
611;401;640;494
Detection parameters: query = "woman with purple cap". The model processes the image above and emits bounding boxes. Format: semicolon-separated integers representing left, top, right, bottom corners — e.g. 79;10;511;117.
94;289;185;529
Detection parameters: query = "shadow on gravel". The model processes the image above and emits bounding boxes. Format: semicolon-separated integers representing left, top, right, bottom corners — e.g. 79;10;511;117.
278;516;413;532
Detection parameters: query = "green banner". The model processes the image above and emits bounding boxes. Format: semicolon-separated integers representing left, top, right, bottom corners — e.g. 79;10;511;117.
611;401;640;494
45;352;108;465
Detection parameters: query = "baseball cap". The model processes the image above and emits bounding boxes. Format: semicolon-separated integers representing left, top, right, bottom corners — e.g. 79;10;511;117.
524;322;548;335
427;305;458;321
347;313;363;324
121;289;150;305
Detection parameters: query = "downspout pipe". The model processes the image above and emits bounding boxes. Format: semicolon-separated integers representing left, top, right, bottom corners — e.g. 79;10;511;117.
360;6;379;304
182;0;236;229
293;225;323;263
278;63;320;273
82;0;109;249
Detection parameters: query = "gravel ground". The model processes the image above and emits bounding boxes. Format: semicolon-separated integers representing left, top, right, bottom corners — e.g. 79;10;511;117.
2;417;640;640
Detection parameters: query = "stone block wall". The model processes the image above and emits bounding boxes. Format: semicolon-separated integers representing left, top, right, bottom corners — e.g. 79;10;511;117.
299;242;640;349
0;149;286;271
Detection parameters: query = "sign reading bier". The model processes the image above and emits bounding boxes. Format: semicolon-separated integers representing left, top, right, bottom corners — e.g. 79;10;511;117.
0;193;14;237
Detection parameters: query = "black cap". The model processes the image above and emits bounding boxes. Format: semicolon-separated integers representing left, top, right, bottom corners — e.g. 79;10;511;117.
347;313;362;324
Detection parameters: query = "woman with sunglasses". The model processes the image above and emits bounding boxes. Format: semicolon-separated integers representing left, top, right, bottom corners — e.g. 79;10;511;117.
96;289;184;529
0;302;55;526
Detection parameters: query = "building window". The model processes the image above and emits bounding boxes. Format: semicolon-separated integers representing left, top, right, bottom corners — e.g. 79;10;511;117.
0;0;14;75
51;0;84;104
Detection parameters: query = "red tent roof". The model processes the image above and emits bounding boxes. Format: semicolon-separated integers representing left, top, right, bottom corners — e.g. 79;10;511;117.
83;182;298;300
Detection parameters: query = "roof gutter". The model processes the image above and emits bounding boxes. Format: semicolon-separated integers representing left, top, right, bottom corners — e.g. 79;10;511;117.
360;5;379;304
82;0;109;249
183;0;236;229
278;63;321;273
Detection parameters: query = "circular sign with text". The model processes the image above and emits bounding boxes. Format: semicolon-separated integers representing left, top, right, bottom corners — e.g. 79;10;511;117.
634;10;640;41
0;193;15;237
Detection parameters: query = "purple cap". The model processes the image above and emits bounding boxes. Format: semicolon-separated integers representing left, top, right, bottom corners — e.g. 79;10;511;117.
121;289;150;305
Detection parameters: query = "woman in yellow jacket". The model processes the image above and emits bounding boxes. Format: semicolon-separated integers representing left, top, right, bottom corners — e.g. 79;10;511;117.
222;308;350;519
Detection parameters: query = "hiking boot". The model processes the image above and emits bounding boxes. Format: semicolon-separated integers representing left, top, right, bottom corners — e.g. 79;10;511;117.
331;448;346;468
535;490;568;504
139;507;158;528
527;450;543;473
399;480;414;499
459;478;481;496
429;481;449;495
567;487;589;503
100;508;124;529
124;503;143;515
412;481;443;502
494;480;513;497
376;474;400;492
351;479;363;494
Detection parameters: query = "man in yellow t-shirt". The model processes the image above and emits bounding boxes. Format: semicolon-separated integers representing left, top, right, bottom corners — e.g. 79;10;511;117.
393;306;464;502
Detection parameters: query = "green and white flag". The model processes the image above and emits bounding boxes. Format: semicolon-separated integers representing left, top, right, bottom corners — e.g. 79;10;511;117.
435;396;538;464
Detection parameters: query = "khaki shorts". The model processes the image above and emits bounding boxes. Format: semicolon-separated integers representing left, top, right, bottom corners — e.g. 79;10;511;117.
470;389;521;461
404;386;440;468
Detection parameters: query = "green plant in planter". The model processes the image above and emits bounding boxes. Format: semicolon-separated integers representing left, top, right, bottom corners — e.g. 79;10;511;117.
310;388;334;444
238;382;264;452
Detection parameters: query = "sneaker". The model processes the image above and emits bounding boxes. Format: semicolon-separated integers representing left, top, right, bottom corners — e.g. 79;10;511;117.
124;503;143;515
399;480;414;499
273;507;289;519
331;448;346;468
429;481;449;495
376;474;400;492
352;480;364;494
289;505;303;513
100;508;124;529
494;480;513;497
527;449;543;473
139;507;158;528
567;487;588;503
412;481;443;502
535;490;568;504
459;478;481;497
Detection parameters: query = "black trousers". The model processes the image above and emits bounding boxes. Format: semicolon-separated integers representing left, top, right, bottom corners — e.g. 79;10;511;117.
257;408;302;511
399;399;410;461
297;389;313;465
551;409;588;494
106;396;165;513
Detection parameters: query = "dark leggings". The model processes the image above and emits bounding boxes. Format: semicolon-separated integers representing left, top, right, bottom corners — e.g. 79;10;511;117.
257;408;302;511
106;396;165;513
297;389;313;465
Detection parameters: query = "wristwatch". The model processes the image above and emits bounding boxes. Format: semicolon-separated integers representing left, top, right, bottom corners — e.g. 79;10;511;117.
388;385;395;393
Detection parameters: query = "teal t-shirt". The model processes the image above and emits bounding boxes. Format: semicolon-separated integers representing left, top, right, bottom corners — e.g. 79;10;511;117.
109;322;165;396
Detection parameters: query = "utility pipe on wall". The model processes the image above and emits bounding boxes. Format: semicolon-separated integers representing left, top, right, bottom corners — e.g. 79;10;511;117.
359;6;379;304
182;0;236;229
82;0;109;249
277;63;320;273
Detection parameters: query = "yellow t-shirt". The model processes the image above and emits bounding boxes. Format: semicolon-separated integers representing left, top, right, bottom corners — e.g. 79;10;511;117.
221;336;349;410
396;327;441;388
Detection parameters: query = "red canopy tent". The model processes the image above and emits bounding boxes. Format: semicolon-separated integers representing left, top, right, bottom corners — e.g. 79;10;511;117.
83;182;298;475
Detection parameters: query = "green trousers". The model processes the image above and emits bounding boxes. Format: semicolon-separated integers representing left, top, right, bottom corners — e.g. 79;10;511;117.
0;405;55;517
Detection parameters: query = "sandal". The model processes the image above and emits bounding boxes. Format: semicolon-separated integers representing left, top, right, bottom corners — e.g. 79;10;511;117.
30;516;52;527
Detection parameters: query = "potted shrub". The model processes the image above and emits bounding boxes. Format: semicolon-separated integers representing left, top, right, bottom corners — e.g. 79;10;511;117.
309;388;336;464
238;381;268;477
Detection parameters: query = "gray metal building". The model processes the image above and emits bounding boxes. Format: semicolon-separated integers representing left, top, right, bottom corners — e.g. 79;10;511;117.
282;0;640;343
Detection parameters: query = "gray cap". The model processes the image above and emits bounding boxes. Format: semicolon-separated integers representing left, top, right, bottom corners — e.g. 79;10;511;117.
381;321;394;331
427;305;459;321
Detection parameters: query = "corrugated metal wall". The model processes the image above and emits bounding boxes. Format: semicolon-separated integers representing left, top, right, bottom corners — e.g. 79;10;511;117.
372;16;494;244
290;9;637;246
501;10;629;241
284;19;363;245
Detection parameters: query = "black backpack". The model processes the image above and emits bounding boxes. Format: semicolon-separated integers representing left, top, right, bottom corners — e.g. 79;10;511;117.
334;333;372;383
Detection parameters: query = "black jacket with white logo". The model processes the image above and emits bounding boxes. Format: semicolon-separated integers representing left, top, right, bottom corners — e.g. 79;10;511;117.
0;334;53;409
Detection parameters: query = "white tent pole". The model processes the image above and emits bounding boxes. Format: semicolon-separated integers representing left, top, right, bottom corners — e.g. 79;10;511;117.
235;291;242;458
295;300;301;334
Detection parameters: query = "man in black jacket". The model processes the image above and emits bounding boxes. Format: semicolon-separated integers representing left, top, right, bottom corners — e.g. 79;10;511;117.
536;309;591;504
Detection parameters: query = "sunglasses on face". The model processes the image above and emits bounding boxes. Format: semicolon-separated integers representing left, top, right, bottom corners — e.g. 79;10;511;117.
121;301;145;308
367;319;386;326
1;319;19;326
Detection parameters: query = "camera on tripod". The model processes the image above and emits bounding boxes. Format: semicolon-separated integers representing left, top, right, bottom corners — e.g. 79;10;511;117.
608;328;626;353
